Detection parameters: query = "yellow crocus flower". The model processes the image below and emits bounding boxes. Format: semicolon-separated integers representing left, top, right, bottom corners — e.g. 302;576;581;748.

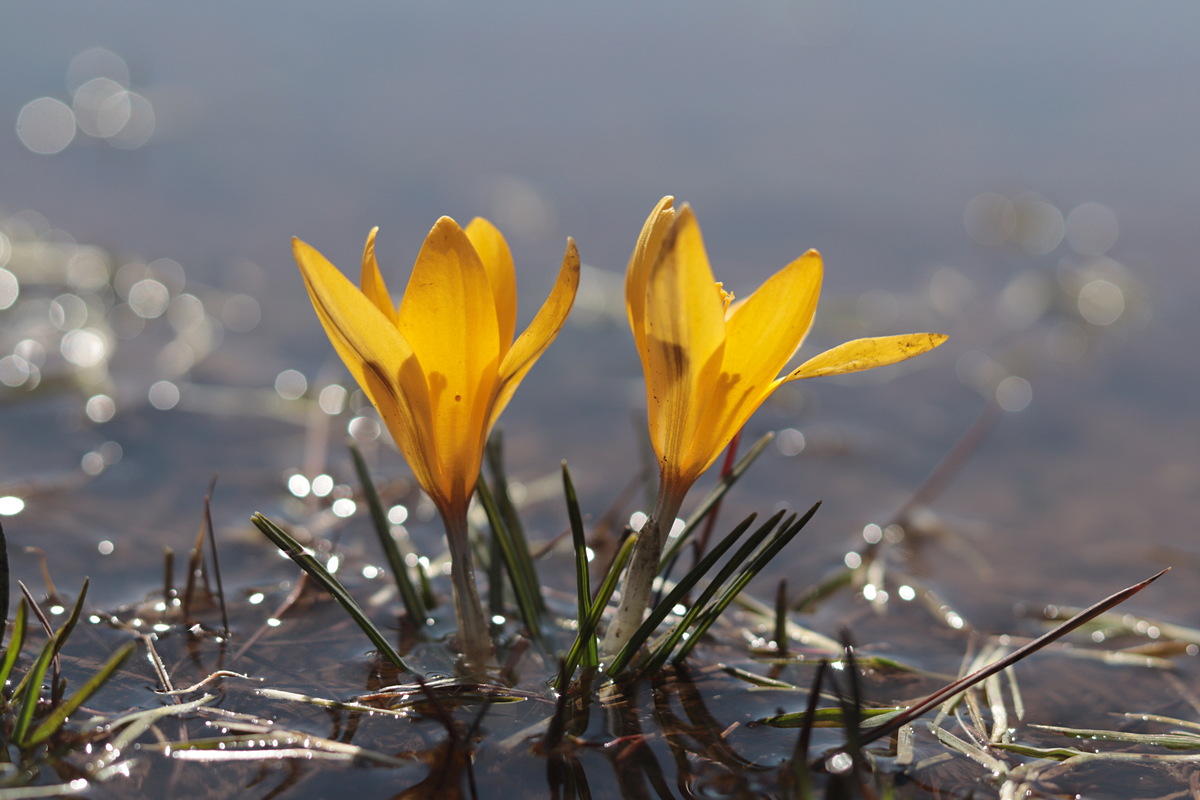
293;218;580;665
603;197;947;657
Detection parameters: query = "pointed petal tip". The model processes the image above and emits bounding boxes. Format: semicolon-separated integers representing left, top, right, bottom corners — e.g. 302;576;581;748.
430;215;465;236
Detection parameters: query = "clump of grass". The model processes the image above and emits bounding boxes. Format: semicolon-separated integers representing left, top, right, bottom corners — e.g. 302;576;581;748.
0;523;136;789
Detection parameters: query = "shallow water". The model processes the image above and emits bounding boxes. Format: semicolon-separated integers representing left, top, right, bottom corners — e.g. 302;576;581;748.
2;4;1199;797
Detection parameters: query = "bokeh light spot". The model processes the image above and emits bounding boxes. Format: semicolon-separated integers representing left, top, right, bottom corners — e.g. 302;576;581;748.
128;278;170;319
287;474;311;497
85;394;116;423
0;269;19;309
17;97;77;154
0;497;26;516
61;328;109;367
1066;202;1118;256
148;380;180;410
318;384;347;415
1077;279;1125;326
996;376;1032;413
275;369;307;400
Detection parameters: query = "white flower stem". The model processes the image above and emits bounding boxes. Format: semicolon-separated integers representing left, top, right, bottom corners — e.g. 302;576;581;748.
442;509;493;670
601;484;685;660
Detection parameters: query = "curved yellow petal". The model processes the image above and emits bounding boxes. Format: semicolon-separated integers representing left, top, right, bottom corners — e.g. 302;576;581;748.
396;217;501;504
784;333;948;381
490;238;580;430
359;227;398;325
625;196;676;363
465;217;517;351
643;206;728;482
682;250;824;476
292;237;437;495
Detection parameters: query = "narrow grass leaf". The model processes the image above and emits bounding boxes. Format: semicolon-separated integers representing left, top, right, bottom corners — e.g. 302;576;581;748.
251;512;414;673
486;433;543;614
0;600;28;689
840;568;1170;754
562;462;597;669
761;706;905;729
11;631;59;745
25;640;137;747
607;511;774;677
475;477;543;643
0;521;8;635
349;442;429;627
49;579;89;663
557;532;638;691
671;503;818;666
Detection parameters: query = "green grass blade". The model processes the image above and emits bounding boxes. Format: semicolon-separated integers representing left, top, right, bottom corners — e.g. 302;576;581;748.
486;433;543;614
637;510;796;676
671;502;819;666
250;513;414;674
607;511;778;678
0;521;8;636
475;478;543;644
561;462;597;669
11;631;59;745
557;532;638;691
23;640;137;748
50;579;89;664
658;431;774;569
0;600;28;690
348;442;429;628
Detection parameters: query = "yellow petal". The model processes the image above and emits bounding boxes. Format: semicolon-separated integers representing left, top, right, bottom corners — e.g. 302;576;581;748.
625;196;676;363
722;250;822;396
465;217;517;350
292;237;437;494
686;250;824;475
490;238;581;430
785;333;949;380
643;206;728;481
359;227;398;325
396;218;501;500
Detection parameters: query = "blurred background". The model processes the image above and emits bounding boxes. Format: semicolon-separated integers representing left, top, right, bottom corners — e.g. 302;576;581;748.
1;2;1197;622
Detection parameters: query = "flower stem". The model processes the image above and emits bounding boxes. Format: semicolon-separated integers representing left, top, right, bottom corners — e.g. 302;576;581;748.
601;485;685;660
442;509;493;669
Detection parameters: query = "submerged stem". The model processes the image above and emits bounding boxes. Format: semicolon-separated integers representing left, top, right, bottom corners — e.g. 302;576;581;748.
601;484;685;659
441;509;493;669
